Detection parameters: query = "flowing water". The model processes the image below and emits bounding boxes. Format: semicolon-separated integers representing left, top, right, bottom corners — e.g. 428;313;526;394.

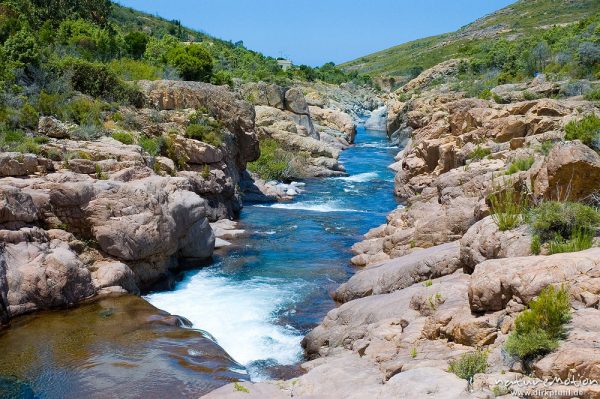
0;127;400;398
146;126;400;380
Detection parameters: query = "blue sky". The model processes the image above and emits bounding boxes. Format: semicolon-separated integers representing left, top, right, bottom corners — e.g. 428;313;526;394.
116;0;515;66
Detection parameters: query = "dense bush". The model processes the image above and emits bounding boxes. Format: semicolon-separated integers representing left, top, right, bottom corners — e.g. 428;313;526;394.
185;112;223;147
248;139;311;181
139;135;163;156
0;127;40;154
505;285;571;360
108;59;163;81
124;31;149;60
64;58;144;106
528;201;600;241
564;114;600;147
527;201;600;254
167;44;213;82
2;29;40;66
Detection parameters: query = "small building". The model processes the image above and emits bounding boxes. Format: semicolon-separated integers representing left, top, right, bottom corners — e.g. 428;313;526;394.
277;59;292;71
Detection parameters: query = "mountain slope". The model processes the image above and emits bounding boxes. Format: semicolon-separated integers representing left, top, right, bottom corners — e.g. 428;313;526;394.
342;0;600;77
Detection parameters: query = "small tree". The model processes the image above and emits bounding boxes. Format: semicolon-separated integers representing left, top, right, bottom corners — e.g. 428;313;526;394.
124;32;149;60
167;44;213;82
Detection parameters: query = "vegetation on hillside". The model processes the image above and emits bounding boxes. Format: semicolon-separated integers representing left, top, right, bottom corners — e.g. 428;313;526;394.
0;0;370;145
342;0;600;87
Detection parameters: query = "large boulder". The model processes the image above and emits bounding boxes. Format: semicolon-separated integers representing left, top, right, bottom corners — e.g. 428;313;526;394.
336;242;462;302
172;136;224;164
284;88;310;115
533;141;600;201
239;81;285;109
308;106;356;143
0;152;53;177
37;116;74;139
469;248;600;313
1;227;95;317
460;216;532;273
364;105;387;132
85;176;210;262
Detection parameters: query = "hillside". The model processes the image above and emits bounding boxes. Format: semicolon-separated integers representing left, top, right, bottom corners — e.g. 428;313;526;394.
342;0;600;79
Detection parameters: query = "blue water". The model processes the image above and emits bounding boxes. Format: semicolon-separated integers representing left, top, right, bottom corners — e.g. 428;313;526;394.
147;127;400;380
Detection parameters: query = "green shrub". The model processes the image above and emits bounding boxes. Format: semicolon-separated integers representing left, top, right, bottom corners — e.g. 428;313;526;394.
547;227;595;254
62;58;144;106
527;201;600;242
478;89;492;100
247;139;292;181
536;140;555;156
448;350;488;382
0;128;40;154
505;156;534;175
19;103;39;129
95;164;108;180
531;234;541;255
70;124;105;141
111;131;134;145
167;44;213;82
505;285;571;360
108;59;163;81
468;146;491;161
37;91;66;117
65;97;103;126
233;382;249;393
139;136;163;156
123;32;149;60
522;90;538;101
489;183;528;231
163;133;187;170
564;114;600;147
200;164;210;179
185;113;224;147
185;124;222;147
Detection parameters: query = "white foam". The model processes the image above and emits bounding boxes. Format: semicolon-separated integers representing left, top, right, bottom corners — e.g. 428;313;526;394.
355;143;398;149
255;201;364;213
145;270;304;378
336;172;379;182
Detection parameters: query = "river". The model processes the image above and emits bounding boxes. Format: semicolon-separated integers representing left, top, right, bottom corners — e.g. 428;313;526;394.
0;126;400;398
147;126;400;380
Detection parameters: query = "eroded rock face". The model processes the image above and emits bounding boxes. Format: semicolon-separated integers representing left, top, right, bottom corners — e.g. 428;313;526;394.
138;80;259;167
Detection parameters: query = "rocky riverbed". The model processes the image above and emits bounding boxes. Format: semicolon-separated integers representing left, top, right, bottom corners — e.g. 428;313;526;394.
204;65;600;398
